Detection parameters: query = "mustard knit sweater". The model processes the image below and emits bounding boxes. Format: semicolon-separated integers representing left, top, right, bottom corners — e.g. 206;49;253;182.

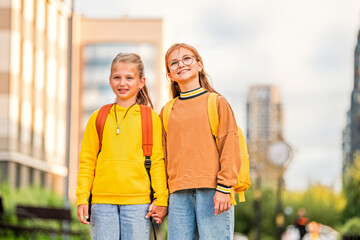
161;90;241;194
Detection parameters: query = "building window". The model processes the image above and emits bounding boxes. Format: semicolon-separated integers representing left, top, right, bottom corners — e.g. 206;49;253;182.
0;162;8;183
29;167;34;186
16;164;21;188
47;4;57;41
36;0;45;31
40;171;46;187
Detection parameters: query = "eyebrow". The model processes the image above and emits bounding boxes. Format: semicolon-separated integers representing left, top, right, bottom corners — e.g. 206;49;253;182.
111;72;135;77
169;54;193;63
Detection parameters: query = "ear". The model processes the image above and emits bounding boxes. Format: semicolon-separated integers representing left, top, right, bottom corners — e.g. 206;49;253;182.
167;72;173;80
139;77;146;89
197;61;203;72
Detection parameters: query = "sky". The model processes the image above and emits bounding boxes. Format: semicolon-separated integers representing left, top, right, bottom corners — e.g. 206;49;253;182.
74;0;360;192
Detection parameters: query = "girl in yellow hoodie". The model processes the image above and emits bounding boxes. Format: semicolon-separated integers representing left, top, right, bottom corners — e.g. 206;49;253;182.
76;53;168;240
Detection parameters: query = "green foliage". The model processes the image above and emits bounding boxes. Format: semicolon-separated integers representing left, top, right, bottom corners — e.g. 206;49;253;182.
259;187;277;237
0;182;64;208
340;217;360;235
342;153;360;221
234;181;344;239
234;187;255;234
0;181;346;239
235;185;281;239
283;185;345;228
0;182;64;226
0;183;90;240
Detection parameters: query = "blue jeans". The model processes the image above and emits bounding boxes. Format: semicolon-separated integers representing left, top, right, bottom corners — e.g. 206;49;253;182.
90;203;150;240
167;189;234;240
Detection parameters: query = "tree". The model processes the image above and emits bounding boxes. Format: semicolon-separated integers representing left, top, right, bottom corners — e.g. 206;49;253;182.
283;184;344;227
342;152;360;220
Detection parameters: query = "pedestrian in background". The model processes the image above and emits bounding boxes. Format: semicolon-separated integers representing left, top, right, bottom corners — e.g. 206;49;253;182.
295;207;309;239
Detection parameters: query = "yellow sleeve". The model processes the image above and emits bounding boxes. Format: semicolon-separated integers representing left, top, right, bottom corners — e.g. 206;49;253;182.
150;110;169;206
76;110;100;206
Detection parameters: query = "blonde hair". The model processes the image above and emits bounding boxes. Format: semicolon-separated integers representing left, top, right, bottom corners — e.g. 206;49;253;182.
165;43;218;98
110;53;153;108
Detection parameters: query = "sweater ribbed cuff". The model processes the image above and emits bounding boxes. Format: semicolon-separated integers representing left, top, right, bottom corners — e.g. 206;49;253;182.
216;184;231;194
154;194;168;206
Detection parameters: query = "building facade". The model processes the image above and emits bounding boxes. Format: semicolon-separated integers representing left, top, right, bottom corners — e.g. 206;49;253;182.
247;85;283;143
246;85;284;182
0;1;166;201
0;0;70;193
343;30;360;175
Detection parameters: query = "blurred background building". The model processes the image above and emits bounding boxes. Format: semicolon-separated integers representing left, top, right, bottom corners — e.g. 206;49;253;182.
0;0;166;201
343;30;360;176
247;85;284;183
0;0;70;194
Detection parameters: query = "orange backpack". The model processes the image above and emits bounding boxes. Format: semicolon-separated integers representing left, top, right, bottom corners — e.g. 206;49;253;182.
87;104;154;222
95;103;153;159
95;103;153;191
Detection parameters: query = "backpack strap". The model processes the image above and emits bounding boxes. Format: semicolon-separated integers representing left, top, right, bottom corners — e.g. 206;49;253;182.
236;126;249;202
92;104;156;225
95;103;114;151
207;93;238;204
162;97;178;132
140;105;153;157
140;105;157;239
140;105;154;201
95;104;154;190
207;93;220;146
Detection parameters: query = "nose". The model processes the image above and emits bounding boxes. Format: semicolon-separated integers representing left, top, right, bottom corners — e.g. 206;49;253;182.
178;60;185;68
118;78;125;86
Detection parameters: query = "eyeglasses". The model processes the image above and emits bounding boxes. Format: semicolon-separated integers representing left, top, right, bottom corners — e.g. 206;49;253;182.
169;55;194;71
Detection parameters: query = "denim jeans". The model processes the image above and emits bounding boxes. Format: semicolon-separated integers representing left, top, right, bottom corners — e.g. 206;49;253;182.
90;203;150;240
167;189;234;240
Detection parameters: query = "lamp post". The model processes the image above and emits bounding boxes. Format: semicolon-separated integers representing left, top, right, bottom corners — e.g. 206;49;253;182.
64;0;74;239
65;0;74;209
253;176;262;240
250;140;267;240
267;141;292;240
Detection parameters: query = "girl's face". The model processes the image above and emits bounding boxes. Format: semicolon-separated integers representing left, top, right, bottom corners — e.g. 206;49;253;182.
109;62;145;107
167;47;203;86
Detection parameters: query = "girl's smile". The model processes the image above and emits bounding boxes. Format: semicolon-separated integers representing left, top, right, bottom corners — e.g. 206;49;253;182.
167;48;203;91
109;62;145;107
118;88;129;94
177;68;190;75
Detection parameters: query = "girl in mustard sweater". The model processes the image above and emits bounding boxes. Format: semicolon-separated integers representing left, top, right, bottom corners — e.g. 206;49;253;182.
160;43;241;240
76;53;168;240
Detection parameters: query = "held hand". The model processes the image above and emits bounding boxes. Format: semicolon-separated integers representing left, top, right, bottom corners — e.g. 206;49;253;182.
151;205;168;224
213;191;231;215
145;199;168;224
145;201;155;219
77;204;90;224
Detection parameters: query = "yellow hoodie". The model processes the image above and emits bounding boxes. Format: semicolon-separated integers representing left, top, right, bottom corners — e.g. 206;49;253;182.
76;104;168;206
